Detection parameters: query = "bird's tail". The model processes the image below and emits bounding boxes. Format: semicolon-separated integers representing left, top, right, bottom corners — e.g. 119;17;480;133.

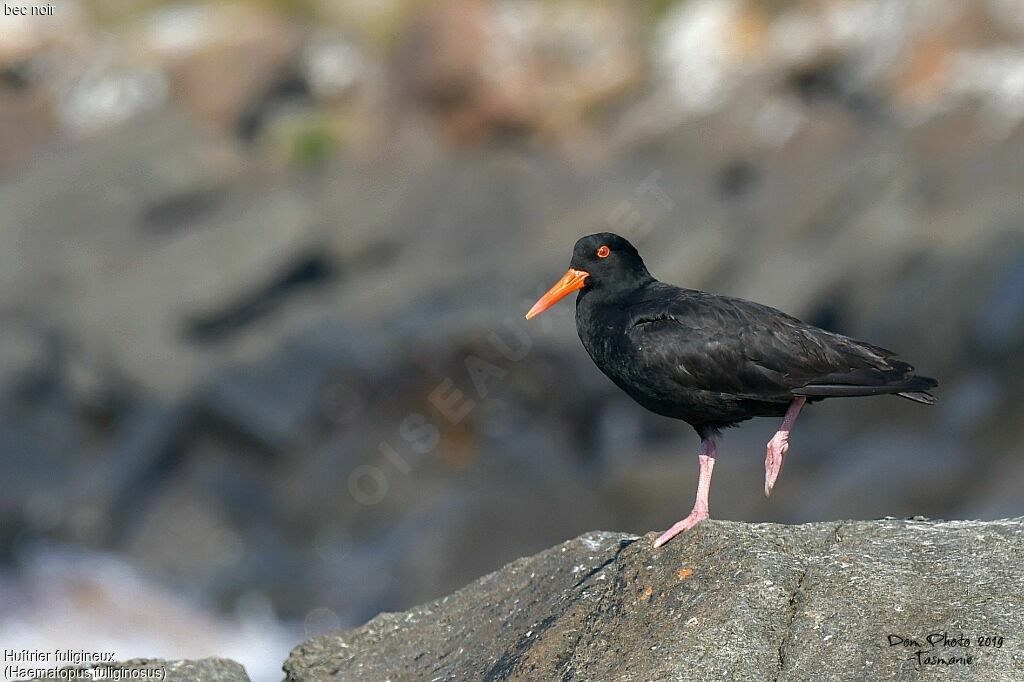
896;389;937;405
793;372;938;404
894;374;938;404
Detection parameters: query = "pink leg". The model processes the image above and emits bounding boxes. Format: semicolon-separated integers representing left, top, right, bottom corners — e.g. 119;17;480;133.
653;438;716;548
764;397;806;497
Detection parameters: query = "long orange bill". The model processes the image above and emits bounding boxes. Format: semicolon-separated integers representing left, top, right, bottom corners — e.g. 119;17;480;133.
525;268;589;319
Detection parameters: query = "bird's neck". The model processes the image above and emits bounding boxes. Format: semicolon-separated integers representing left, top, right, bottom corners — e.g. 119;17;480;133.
576;276;656;313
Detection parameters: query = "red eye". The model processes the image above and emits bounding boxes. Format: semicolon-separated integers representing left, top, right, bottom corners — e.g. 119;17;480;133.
597;245;610;258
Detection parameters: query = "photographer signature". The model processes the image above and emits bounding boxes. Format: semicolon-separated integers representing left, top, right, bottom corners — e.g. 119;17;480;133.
887;632;1005;667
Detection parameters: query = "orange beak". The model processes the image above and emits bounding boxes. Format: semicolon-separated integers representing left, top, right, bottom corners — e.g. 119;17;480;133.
525;268;589;319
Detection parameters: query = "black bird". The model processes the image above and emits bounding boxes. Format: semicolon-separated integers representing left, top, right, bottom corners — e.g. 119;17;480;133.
526;233;937;547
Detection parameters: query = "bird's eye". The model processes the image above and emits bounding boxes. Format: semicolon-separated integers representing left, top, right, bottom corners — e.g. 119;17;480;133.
597;245;610;258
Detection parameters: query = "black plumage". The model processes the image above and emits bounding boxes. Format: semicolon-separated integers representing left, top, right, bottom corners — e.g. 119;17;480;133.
526;232;937;545
567;233;936;437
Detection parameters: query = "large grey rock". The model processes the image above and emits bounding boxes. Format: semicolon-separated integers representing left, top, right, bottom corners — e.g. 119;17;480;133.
27;658;249;682
285;519;1024;681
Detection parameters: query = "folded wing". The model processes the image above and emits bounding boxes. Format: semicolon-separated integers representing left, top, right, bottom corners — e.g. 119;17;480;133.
625;286;937;404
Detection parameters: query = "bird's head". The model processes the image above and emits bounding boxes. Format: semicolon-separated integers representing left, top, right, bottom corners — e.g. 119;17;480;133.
526;232;652;319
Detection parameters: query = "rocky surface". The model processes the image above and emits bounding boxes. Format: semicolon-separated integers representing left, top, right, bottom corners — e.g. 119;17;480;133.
28;658;249;682
285;519;1024;681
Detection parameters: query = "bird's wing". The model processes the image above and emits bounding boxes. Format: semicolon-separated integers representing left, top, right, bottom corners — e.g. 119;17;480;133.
624;287;928;401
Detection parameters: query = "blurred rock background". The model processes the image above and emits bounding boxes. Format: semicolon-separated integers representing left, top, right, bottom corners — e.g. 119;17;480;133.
0;0;1022;679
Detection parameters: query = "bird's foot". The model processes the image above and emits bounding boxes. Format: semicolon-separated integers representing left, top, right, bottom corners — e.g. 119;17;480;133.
653;508;709;548
764;431;790;496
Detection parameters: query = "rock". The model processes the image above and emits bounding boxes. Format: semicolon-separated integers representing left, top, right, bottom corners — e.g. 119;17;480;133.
141;3;300;129
393;0;641;147
0;81;58;176
56;63;168;138
28;658;249;682
285;519;1024;681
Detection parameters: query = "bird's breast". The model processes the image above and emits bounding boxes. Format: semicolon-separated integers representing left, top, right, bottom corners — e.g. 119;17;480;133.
577;312;665;393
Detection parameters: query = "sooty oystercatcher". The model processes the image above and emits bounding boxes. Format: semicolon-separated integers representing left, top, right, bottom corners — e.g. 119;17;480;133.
525;233;937;547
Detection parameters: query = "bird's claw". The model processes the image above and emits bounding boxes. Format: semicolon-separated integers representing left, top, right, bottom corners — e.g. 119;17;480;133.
653;508;709;548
